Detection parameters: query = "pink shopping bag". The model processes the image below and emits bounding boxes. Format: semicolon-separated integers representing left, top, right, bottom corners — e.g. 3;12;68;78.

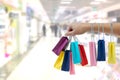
89;42;97;66
70;52;75;75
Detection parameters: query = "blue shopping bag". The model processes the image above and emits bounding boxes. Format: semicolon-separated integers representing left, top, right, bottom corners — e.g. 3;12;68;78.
61;50;70;71
70;41;81;64
97;40;106;61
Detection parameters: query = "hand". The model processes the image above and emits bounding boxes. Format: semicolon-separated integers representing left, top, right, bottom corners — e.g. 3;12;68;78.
65;23;90;36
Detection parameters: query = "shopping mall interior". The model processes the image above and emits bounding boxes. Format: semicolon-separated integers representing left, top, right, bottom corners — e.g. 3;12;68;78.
0;0;120;80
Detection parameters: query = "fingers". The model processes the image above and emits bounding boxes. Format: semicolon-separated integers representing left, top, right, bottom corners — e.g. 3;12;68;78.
65;26;73;36
68;26;73;31
65;30;75;36
65;25;75;36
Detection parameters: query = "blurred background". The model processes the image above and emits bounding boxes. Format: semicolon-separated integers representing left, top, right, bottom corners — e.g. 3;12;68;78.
0;0;120;80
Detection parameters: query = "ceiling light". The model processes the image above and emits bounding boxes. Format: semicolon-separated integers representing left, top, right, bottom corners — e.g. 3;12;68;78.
90;1;101;5
57;7;66;14
60;1;72;4
59;5;68;8
60;0;72;4
95;0;107;2
61;0;73;1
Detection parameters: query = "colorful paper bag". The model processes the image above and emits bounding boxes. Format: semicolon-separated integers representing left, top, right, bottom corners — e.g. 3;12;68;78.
97;40;106;61
97;23;106;61
70;41;81;64
108;42;116;64
52;36;69;55
54;51;65;69
61;50;70;71
70;52;75;75
89;42;97;66
79;44;88;66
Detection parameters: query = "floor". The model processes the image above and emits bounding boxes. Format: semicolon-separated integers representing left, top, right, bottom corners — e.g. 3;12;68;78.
6;29;114;80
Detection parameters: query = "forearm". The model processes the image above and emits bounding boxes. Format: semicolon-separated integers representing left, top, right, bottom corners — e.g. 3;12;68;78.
81;23;120;37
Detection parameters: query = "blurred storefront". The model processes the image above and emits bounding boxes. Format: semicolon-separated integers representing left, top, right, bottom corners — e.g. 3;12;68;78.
0;0;43;78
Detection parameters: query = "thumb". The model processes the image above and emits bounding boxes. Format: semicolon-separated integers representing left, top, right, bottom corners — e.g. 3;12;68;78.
65;31;74;36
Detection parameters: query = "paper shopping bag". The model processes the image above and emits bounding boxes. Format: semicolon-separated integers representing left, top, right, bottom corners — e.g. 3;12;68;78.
70;41;81;64
52;36;69;56
61;50;70;71
70;52;75;75
97;40;106;61
54;51;65;70
79;44;88;66
89;42;97;66
108;42;116;64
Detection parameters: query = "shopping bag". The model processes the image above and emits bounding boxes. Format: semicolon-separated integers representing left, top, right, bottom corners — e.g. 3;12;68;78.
89;42;97;66
61;50;70;71
70;41;81;64
108;23;116;64
70;52;75;75
52;36;69;56
97;40;106;61
54;51;65;70
108;42;116;64
79;44;88;66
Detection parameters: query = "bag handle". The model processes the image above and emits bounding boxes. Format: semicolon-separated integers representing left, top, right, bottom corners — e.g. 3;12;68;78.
65;36;72;50
73;36;83;44
98;23;105;40
91;23;94;41
110;23;114;42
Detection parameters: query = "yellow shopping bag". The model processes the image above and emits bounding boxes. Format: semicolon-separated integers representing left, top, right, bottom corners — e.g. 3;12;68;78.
108;42;116;64
54;51;65;70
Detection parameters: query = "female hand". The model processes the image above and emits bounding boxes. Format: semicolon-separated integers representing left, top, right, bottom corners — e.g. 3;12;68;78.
65;23;90;36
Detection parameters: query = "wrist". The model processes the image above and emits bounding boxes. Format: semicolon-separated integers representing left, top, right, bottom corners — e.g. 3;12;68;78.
81;23;91;32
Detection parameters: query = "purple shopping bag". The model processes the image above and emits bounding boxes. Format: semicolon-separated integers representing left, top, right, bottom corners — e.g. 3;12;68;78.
52;36;69;56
